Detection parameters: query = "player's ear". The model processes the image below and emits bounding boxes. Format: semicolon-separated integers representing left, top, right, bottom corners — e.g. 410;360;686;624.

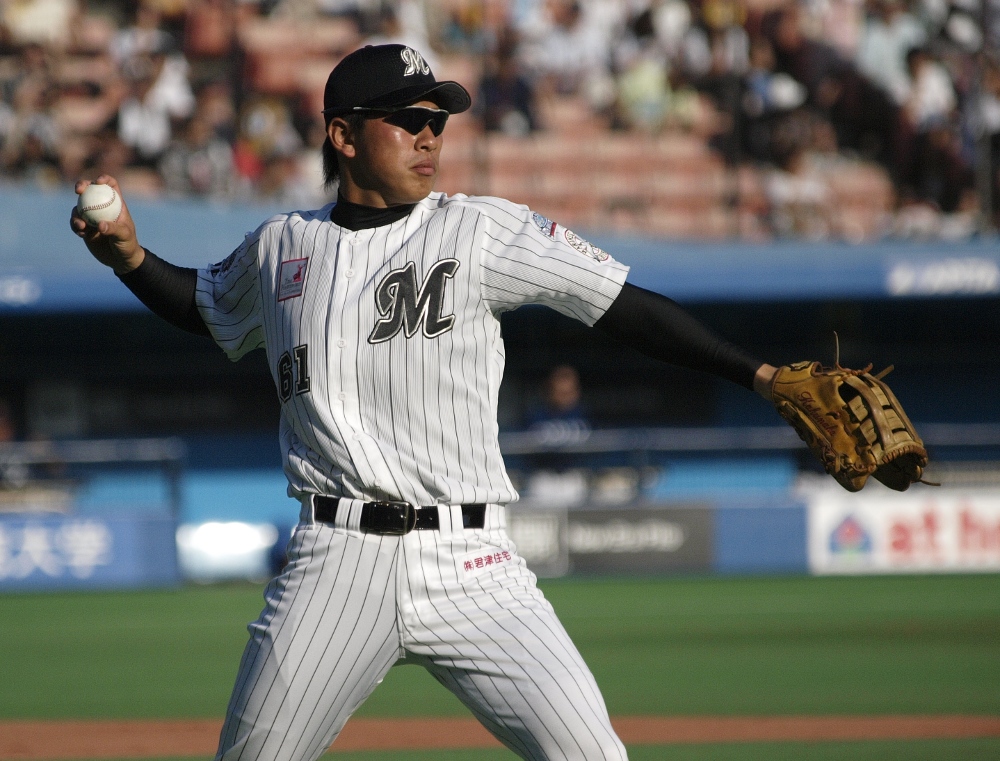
327;117;357;159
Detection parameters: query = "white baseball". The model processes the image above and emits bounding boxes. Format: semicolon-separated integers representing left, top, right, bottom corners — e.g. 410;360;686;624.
77;183;122;227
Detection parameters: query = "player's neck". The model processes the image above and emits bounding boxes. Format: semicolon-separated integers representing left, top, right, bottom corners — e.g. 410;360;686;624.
331;194;416;231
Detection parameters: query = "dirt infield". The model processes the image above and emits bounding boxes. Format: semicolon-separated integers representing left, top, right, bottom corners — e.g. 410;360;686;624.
2;716;1000;759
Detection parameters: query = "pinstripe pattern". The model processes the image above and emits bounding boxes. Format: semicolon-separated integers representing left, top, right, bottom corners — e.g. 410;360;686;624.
200;193;630;760
195;193;627;507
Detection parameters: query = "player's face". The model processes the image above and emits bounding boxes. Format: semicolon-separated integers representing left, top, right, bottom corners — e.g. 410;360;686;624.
342;99;443;207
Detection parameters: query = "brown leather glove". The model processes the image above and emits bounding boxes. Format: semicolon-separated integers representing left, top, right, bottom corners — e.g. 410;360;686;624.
771;361;929;492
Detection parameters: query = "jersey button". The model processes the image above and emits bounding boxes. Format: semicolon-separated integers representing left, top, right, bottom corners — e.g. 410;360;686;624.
336;338;346;348
348;238;359;246
345;269;355;278
352;432;362;440
337;392;347;401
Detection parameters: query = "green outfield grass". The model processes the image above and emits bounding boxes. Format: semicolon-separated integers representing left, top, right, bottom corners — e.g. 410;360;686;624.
2;574;999;720
3;574;999;759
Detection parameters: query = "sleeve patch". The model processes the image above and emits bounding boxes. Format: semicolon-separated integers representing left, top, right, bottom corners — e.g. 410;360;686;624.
208;240;246;276
532;211;557;238
563;228;610;262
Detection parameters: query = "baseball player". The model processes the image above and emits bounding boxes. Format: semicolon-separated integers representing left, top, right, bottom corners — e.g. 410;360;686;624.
71;44;780;761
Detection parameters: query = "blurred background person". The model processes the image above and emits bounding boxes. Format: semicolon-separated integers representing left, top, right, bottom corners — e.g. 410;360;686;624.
527;364;591;440
523;365;592;507
474;25;538;135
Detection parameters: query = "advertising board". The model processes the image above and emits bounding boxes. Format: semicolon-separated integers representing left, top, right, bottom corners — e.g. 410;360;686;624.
0;513;179;590
507;504;713;576
807;487;1000;574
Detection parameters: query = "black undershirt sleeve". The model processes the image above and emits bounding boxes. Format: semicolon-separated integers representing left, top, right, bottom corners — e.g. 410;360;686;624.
116;249;210;337
594;282;762;390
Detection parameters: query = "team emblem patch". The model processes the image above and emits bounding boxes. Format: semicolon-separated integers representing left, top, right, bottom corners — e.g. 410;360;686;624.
563;228;610;262
532;212;557;238
401;47;430;76
209;241;245;276
277;257;309;301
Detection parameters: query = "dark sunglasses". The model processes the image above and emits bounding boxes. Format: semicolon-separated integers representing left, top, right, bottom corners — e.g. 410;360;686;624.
326;106;450;136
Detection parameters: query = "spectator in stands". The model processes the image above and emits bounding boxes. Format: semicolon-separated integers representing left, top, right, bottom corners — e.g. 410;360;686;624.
611;7;672;132
116;54;172;168
766;3;900;179
278;121;331;207
475;26;538;135
681;0;750;85
904;115;974;215
0;74;61;185
435;0;490;53
1;41;51;104
518;0;615;106
0;0;79;52
893;46;972;217
612;6;718;134
903;45;956;131
762;109;836;239
110;2;175;69
192;80;238;143
681;0;750;162
855;0;926;106
114;10;195;170
740;35;808;162
980;56;1000;227
648;0;694;63
159;113;235;196
363;2;439;72
231;95;302;196
183;0;236;58
809;0;867;60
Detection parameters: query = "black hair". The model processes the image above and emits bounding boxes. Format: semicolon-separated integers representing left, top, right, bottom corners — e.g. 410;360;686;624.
323;112;367;189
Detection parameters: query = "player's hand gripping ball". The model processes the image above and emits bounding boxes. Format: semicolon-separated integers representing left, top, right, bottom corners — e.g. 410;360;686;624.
77;183;122;227
770;359;929;492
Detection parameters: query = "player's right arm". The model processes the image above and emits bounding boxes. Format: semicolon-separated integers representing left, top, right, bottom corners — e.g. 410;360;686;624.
69;174;208;336
69;175;145;274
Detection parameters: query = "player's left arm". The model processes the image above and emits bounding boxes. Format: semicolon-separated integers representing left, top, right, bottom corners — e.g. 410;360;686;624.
593;282;777;399
473;201;776;399
596;282;928;492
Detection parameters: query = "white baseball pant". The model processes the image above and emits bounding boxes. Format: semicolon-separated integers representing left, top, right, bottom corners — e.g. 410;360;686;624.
214;501;627;761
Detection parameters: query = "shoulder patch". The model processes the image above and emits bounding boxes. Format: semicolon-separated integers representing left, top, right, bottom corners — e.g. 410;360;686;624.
209;241;245;276
563;228;610;262
532;212;557;238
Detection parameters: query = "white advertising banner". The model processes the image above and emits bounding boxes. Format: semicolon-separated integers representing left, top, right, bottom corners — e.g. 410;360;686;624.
807;487;1000;574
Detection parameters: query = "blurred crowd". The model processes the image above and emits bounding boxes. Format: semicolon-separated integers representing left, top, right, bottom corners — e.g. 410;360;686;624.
0;0;997;237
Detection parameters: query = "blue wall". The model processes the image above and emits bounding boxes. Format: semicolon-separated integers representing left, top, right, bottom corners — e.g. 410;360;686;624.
2;185;998;312
0;513;179;591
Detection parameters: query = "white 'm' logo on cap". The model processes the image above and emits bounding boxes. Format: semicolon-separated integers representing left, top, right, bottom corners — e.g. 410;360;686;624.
401;47;430;76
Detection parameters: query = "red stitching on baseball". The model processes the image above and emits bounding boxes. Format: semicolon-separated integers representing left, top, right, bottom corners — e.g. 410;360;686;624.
81;190;117;212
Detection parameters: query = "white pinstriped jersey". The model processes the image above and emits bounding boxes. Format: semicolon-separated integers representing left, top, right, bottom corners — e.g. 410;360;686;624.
195;192;628;507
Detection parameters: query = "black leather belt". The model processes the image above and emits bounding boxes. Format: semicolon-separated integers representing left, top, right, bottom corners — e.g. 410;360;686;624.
313;496;486;535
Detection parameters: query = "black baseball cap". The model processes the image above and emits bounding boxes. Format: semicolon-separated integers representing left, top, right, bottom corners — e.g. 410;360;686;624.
323;44;471;117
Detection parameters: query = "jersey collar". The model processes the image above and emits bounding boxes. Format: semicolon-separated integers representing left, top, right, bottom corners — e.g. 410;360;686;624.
330;195;416;231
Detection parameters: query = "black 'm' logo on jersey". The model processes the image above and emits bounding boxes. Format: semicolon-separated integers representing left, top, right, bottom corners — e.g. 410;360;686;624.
368;259;460;344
